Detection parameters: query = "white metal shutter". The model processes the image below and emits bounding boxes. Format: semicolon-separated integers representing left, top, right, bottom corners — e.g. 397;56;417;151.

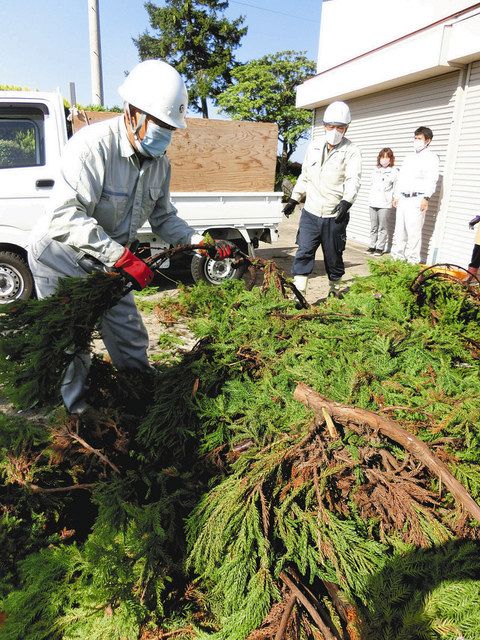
434;62;480;266
313;72;460;260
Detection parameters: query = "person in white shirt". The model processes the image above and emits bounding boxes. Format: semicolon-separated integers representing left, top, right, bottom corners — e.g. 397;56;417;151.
391;126;440;264
367;147;398;256
282;101;362;298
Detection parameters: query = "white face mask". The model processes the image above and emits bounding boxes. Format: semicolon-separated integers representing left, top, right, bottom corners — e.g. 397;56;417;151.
413;138;427;153
325;128;344;146
379;158;390;168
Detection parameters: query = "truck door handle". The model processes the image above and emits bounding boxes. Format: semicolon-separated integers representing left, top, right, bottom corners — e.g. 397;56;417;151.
36;179;55;188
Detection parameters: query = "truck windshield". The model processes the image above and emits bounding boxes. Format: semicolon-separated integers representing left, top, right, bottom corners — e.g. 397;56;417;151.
0;107;45;169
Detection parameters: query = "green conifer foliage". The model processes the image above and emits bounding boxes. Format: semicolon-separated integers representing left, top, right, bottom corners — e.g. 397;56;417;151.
1;259;479;639
0;273;123;408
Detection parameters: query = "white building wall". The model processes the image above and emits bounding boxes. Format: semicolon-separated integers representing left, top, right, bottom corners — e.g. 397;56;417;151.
313;72;461;261
295;0;480;265
434;61;480;264
298;2;480;109
318;0;475;72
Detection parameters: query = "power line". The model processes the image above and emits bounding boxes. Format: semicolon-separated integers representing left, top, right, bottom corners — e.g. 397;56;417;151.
229;0;318;23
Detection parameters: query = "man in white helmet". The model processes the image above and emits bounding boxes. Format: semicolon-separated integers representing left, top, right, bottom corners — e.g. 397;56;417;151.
282;100;361;298
28;59;234;417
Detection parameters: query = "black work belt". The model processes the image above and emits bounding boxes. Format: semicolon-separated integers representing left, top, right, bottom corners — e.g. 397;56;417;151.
401;192;424;198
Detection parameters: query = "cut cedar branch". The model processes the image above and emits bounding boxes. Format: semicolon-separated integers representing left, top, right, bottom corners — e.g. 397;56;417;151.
1;259;480;640
294;382;480;523
0;243;206;408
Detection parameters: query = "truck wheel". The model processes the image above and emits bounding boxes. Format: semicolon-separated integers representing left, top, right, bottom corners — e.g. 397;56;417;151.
190;239;248;285
0;251;34;304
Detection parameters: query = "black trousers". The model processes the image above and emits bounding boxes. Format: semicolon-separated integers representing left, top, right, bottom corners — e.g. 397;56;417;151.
469;243;480;269
292;209;348;281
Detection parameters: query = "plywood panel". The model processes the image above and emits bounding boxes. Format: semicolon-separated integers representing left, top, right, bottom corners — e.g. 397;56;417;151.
72;111;278;192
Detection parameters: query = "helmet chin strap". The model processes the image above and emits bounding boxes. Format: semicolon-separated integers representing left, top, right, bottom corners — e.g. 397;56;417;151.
126;103;146;140
125;104;150;158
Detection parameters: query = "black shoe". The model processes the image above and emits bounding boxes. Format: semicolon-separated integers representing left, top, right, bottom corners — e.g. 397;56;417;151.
374;249;384;256
365;247;375;254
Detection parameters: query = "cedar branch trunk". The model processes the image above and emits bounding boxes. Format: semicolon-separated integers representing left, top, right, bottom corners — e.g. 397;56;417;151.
293;382;480;523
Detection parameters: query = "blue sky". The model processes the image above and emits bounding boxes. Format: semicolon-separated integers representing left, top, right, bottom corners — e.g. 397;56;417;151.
0;0;321;158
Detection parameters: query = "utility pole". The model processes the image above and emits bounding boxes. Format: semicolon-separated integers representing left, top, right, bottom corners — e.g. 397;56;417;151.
88;0;104;106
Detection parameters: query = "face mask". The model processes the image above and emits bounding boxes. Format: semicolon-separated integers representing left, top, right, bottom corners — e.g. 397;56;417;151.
128;106;173;158
379;158;390;167
325;128;344;146
413;139;426;153
140;122;172;158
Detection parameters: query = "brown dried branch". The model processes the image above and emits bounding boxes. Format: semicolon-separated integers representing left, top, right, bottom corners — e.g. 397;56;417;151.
274;594;297;640
68;431;120;475
322;581;362;640
247;599;294;640
259;485;270;540
27;482;96;494
279;571;340;640
272;311;360;321
293;383;480;522
239;255;309;309
286;568;358;640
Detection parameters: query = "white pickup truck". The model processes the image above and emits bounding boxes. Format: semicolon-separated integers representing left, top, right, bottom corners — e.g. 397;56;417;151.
0;90;283;303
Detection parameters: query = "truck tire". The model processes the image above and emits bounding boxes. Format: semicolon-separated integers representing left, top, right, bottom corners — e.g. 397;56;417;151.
0;251;34;304
190;239;248;285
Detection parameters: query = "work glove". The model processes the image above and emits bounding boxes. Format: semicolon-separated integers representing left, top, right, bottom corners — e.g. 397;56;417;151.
282;198;298;217
199;238;236;261
468;215;480;229
113;247;154;290
332;199;352;225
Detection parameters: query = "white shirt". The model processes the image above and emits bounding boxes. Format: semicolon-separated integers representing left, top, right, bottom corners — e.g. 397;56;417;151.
369;166;398;208
394;147;440;200
32;116;197;266
292;136;362;217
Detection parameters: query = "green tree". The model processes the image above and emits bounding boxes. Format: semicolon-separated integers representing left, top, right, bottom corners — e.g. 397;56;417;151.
216;50;316;180
134;0;247;118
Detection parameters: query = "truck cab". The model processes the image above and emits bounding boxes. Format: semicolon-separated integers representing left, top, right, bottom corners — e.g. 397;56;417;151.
0;91;67;303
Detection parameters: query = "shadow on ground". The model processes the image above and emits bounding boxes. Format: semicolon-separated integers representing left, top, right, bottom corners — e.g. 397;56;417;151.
361;539;480;639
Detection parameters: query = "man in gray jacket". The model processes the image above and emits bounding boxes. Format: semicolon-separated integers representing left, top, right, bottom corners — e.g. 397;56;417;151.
283;101;361;298
28;59;233;416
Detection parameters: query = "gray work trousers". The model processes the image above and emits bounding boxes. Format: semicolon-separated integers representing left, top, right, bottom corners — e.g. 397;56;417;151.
28;234;150;414
369;207;392;252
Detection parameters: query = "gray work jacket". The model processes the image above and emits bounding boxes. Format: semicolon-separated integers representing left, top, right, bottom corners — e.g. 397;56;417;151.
292;136;362;217
31;115;196;266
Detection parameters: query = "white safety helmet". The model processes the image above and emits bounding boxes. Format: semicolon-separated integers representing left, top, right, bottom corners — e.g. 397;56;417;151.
118;59;188;129
323;101;351;126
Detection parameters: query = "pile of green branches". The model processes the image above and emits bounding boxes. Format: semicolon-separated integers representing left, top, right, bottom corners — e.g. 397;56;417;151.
0;272;124;408
0;259;479;640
